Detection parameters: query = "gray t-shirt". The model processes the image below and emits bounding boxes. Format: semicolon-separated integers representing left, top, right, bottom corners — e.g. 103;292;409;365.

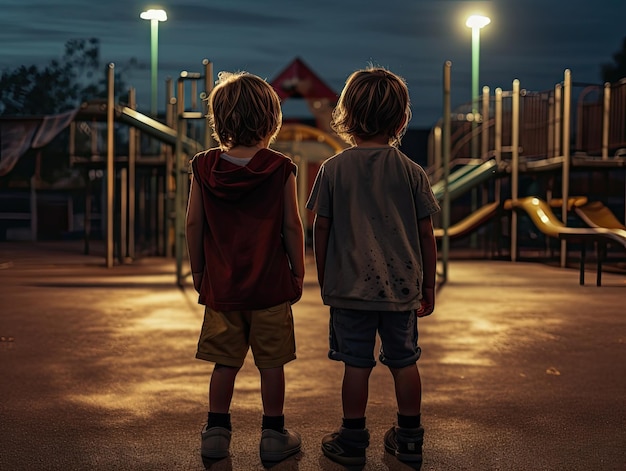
306;146;440;311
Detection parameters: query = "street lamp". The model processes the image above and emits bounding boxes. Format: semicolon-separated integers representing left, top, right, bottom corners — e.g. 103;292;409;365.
140;8;167;116
466;14;490;158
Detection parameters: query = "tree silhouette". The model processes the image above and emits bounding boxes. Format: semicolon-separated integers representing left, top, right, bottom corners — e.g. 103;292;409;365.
601;37;626;84
0;38;131;116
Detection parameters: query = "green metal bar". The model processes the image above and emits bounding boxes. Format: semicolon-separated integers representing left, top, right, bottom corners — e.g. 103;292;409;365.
117;106;201;153
150;19;158;116
471;26;480;160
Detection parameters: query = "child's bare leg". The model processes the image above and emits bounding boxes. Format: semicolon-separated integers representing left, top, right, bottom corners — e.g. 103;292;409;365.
260;366;285;416
258;366;301;461
209;364;240;413
320;365;371;466
389;364;421;416
385;364;423;464
342;365;373;418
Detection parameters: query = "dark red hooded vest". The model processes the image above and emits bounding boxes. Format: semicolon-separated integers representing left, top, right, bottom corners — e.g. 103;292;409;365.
191;148;299;310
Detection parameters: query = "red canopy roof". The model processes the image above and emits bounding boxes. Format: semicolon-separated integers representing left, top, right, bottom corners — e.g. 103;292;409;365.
270;57;338;102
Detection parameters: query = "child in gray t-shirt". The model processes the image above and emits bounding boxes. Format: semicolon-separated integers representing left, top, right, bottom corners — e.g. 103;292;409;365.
306;66;439;469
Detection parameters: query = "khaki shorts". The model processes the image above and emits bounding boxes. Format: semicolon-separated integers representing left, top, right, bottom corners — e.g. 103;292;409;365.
196;302;296;369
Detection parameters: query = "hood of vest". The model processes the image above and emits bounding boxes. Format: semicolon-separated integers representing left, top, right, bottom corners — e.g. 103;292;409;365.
192;148;288;202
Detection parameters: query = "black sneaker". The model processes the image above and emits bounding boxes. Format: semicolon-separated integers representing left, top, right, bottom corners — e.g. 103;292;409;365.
321;426;370;466
200;425;231;459
384;425;424;467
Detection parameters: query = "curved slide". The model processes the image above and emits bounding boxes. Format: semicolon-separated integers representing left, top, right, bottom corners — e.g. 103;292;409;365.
506;196;626;285
431;159;499;202
505;197;626;248
434;201;500;240
574;201;626;231
431;160;501;240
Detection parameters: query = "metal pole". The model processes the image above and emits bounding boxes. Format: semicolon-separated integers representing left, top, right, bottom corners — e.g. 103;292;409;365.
469;29;481;249
560;69;571;268
119;167;127;263
510;79;520;262
554;84;562;157
481;86;490;160
441;61;452;284
165;78;174;257
150;19;159;116
471;26;480;159
127;88;137;261
203;59;215;149
602;82;611;160
433;126;442;172
548;94;555;157
494;88;502;202
175;78;185;286
106;63;115;268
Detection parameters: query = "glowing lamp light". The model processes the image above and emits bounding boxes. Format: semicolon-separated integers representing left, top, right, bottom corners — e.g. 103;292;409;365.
140;9;167;22
465;15;491;29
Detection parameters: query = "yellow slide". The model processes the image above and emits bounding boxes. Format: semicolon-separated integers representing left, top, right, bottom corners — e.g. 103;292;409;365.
434;201;500;240
548;197;588;210
575;201;626;231
505;197;626;248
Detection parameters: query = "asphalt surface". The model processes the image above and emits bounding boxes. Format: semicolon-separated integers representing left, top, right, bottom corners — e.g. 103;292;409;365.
1;242;625;471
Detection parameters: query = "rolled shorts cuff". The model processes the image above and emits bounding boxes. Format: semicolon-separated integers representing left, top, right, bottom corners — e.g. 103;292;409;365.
379;346;422;369
328;349;376;368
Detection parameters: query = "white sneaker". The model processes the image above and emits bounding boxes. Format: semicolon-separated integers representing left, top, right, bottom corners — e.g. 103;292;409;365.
259;428;302;463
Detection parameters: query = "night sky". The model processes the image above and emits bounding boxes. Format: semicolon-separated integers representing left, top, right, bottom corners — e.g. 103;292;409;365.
2;0;625;127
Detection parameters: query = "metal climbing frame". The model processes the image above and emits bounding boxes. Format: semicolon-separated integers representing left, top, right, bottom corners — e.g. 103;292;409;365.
173;60;214;286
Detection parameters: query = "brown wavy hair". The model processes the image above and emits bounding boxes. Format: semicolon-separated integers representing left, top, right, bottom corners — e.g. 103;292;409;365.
331;66;411;147
207;71;282;150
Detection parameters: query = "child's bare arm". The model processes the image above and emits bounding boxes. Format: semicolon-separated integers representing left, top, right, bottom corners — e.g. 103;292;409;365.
417;215;437;317
313;214;331;289
185;175;205;292
283;173;305;300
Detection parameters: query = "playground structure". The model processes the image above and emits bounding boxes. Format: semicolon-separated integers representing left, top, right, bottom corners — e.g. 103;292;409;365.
1;58;625;286
65;60;345;284
69;62;211;284
431;63;626;284
0;58;346;286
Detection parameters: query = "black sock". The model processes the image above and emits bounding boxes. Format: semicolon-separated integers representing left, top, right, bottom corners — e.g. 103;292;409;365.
342;417;366;430
397;412;421;429
208;412;232;431
262;414;285;433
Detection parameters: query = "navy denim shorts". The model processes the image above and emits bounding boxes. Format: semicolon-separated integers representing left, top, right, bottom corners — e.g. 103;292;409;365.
328;307;421;368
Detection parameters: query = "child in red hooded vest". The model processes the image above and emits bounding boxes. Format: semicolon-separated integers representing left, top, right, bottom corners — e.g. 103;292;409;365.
185;71;305;464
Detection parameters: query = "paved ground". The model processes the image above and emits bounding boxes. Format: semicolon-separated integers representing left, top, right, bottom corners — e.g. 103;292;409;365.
1;241;625;470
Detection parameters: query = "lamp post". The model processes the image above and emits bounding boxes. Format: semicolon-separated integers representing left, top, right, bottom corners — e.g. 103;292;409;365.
466;14;490;158
140;8;167;116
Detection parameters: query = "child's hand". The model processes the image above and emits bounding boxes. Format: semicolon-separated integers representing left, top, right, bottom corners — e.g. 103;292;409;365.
192;272;203;293
290;275;304;304
416;287;435;317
